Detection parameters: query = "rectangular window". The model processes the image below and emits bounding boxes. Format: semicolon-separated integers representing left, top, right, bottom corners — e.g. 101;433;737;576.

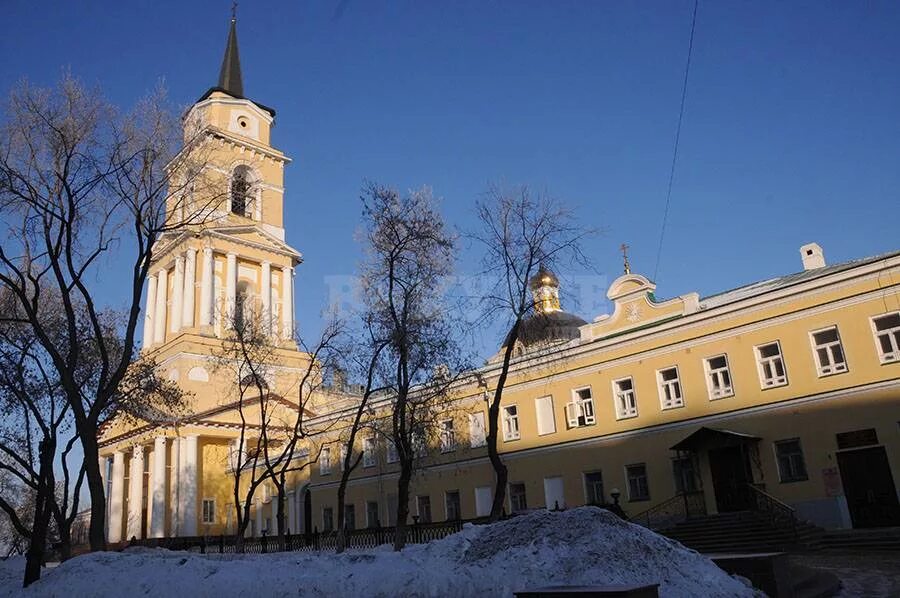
386;440;399;464
323;507;334;532
811;326;848;376
704;354;734;399
509;482;528;512
319;446;332;475
756;341;788;388
343;503;356;530
503;405;520;441
202;498;216;524
626;463;650;501
657;367;684;409
445;490;461;521
416;495;432;523
439;420;456;453
566;387;596;428
672;457;697;494
612;377;638;419
543;476;565;510
362;437;376;468
366;501;380;528
340;444;348;471
775;439;809;483
584;471;604;505
412;429;427;457
535;396;557;435
469;411;487;447
872;312;900;363
474;486;492;518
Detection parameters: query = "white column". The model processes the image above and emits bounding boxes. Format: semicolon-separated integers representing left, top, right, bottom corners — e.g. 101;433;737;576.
287;491;296;534
182;248;197;328
281;265;293;338
150;437;167;538
171;255;184;333
169;437;181;536
99;456;109;538
109;452;126;543
181;435;199;536
142;275;157;348
260;261;271;336
153;269;168;344
126;446;144;540
226;253;237;328
255;498;264;536
199;247;214;327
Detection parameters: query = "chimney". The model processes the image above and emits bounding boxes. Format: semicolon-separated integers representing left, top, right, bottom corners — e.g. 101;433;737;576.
800;243;826;271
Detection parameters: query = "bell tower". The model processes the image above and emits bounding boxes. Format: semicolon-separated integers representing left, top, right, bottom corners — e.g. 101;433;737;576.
139;12;304;406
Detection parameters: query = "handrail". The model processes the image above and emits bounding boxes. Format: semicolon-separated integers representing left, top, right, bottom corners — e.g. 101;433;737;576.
630;490;706;530
746;483;798;542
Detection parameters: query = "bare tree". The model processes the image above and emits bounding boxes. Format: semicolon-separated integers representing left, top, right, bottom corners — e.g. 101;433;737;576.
358;182;465;551
213;304;342;552
0;75;221;552
334;320;389;553
472;185;593;521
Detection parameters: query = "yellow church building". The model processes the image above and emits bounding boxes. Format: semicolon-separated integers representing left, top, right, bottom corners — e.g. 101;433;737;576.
96;18;900;546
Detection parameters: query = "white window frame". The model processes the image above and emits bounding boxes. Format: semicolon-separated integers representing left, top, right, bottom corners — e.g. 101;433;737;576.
319;446;332;476
565;387;596;428
755;341;788;388
340;444;348;472
322;506;334;532
703;354;734;400
386;440;399;464
444;490;461;521
416;494;432;523
509;482;528;513
468;411;487;448
365;500;380;528
502;405;520;441
656;366;684;409
439;419;456;453
201;498;216;524
611;377;638;419
809;325;848;376
773;438;809;483
625;463;650;502
362;437;376;468
583;470;604;505
871;312;900;364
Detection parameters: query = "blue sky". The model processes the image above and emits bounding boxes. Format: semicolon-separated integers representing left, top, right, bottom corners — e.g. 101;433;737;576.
3;0;899;360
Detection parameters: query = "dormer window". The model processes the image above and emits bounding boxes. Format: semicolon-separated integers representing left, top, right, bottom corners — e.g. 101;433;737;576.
231;165;251;217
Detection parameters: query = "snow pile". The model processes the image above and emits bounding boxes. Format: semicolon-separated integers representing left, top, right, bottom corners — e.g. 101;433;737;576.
4;508;757;597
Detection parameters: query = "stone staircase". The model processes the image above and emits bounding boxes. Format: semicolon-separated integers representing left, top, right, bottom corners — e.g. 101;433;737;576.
660;510;824;554
819;526;900;551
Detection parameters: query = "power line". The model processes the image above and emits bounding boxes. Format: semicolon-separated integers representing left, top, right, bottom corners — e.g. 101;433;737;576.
653;0;699;283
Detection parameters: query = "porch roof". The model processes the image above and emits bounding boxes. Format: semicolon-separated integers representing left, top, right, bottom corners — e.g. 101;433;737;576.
670;426;761;452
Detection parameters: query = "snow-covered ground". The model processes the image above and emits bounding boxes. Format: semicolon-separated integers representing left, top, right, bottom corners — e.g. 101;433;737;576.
0;508;757;597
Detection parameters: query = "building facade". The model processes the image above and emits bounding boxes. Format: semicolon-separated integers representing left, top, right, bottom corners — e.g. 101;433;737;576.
97;20;900;544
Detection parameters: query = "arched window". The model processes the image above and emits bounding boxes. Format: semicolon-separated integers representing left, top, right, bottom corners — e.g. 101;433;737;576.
231;166;252;217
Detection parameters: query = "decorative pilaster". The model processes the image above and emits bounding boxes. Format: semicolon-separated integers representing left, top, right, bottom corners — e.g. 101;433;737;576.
150;437;167;538
142;275;157;348
199;247;214;328
182;248;197;328
126;446;145;540
226;253;237;328
108;451;126;544
171;255;185;333
169;436;181;536
255;497;264;536
281;265;293;338
287;490;295;534
153;269;168;344
260;261;271;336
181;435;199;536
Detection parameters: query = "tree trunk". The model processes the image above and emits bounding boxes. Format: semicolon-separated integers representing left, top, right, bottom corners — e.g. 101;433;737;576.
80;435;107;552
24;441;54;587
275;490;286;551
393;460;412;551
335;473;349;553
487;415;508;521
55;518;72;562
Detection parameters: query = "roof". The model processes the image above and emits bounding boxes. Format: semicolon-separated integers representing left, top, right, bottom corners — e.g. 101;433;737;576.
700;250;900;310
670;427;761;451
218;18;243;97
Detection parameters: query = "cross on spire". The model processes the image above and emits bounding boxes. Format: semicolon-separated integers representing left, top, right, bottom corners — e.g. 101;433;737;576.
231;1;238;22
620;243;631;275
218;5;244;96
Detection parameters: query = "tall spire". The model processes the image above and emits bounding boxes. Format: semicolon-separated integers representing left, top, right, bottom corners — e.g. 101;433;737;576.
217;5;244;97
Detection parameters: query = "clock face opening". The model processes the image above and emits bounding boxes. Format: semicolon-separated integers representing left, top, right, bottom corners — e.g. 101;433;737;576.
238;117;249;128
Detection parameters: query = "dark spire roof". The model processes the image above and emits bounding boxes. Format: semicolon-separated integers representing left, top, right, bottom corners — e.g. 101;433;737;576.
217;17;243;97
